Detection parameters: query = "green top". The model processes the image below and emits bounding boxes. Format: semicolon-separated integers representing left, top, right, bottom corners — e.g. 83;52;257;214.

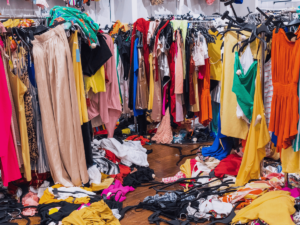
232;51;257;122
49;6;99;48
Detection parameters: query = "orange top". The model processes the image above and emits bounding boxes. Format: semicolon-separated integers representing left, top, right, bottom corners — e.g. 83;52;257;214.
269;29;299;151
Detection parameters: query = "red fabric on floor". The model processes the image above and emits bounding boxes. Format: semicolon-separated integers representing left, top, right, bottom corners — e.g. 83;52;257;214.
104;149;120;163
214;154;243;178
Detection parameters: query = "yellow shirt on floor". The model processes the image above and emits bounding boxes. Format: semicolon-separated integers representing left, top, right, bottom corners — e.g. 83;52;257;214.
68;31;88;125
232;191;295;225
208;30;222;81
84;66;106;94
62;200;121;225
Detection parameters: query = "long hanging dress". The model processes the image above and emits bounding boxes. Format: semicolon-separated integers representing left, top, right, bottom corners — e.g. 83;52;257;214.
0;43;21;186
32;25;89;187
235;52;270;186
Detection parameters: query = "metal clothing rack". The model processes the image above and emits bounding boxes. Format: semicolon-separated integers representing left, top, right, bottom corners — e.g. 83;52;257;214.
0;15;47;19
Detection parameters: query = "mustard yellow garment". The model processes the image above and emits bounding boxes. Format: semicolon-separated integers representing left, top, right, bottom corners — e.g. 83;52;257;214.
39;184;91;204
282;146;300;173
90;173;114;192
68;31;88;125
62;200;121;225
190;70;200;112
84;66;106;94
232;191;295;225
148;53;154;110
235;49;270;186
8;68;31;181
208;30;222;81
220;31;252;139
180;159;191;191
3;19;20;28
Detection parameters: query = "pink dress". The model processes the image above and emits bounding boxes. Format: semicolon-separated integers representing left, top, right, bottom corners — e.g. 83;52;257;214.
88;34;122;138
0;43;21;186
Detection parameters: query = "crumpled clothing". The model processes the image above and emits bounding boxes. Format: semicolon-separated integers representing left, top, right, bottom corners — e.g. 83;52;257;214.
93;148;120;175
123;165;155;188
88;164;101;185
144;192;195;204
39;184;93;205
162;171;185;184
90;173;114;192
214;154;242;178
101;180;134;202
22;191;39;216
62;200;120;225
97;138;149;167
232;191;295;225
48;187;96;200
187;195;233;220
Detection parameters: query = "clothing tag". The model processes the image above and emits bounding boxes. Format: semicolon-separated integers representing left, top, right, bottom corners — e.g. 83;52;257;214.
76;48;80;62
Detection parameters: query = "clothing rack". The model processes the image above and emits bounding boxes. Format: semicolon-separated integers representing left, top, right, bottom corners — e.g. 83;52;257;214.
0;15;47;19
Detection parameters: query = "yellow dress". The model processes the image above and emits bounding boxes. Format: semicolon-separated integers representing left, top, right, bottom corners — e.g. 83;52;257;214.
220;31;255;139
8;69;31;181
208;30;222;81
232;191;295;225
190;70;200;112
68;31;88;125
147;53;154;110
84;66;106;94
235;50;270;186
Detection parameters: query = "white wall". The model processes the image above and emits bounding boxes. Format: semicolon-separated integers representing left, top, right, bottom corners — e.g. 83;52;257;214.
0;0;263;26
256;0;300;10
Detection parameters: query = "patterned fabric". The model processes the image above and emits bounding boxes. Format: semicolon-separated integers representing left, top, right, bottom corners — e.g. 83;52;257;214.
13;51;39;163
263;60;273;127
150;0;164;5
49;6;99;47
162;171;185;183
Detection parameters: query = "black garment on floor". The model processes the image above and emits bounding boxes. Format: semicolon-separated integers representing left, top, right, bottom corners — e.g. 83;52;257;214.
38;196;103;225
137;114;147;135
123;165;155;188
81;33;112;76
115;34;131;80
38;202;81;225
81;121;94;168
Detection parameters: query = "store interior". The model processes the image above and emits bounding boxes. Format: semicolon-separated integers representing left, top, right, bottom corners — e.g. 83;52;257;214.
1;0;300;224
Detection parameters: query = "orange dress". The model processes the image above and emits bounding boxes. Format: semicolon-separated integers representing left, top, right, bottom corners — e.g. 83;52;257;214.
269;29;299;151
195;58;212;126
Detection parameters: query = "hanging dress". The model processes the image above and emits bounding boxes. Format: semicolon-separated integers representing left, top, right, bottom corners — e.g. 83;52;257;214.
269;29;298;151
235;51;270;186
232;49;257;123
0;42;21;186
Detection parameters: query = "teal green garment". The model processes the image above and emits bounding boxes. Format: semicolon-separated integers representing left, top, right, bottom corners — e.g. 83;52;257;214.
232;51;257;122
211;101;220;134
49;6;99;48
116;48;123;104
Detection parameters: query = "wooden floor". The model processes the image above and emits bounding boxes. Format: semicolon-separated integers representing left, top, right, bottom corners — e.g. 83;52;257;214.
13;143;214;225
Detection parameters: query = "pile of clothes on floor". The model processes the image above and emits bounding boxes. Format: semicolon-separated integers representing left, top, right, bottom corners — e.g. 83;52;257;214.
120;148;299;225
3;137;154;225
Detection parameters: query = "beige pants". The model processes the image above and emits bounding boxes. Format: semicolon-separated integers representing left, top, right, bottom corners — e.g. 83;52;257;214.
32;25;88;187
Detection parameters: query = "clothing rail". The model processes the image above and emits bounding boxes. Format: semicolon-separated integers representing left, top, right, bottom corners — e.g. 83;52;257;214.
0;15;47;19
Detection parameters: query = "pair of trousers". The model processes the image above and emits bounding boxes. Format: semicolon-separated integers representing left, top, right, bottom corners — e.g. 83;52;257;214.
32;25;89;187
